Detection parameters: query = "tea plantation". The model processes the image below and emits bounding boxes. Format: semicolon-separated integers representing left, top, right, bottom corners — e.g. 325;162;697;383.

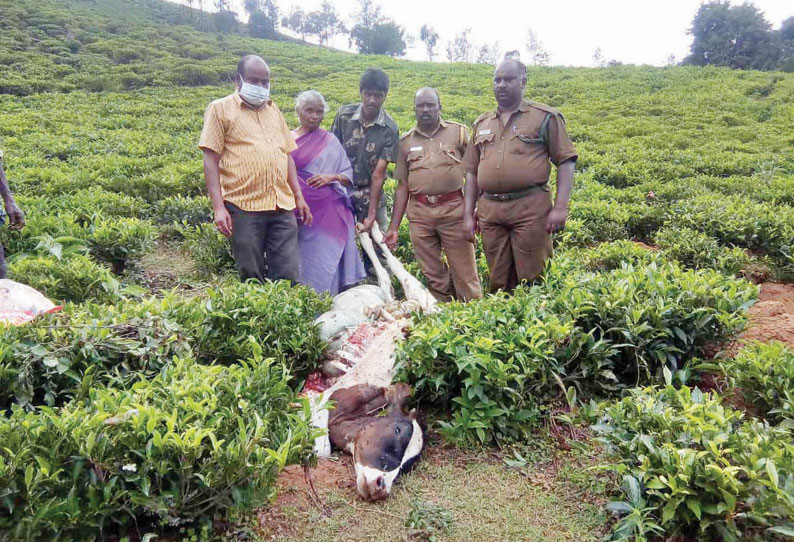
1;0;794;539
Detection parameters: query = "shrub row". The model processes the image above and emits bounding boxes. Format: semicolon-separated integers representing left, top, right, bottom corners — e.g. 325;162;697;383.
0;353;317;541
594;385;794;541
396;258;756;445
724;341;794;427
0;280;331;408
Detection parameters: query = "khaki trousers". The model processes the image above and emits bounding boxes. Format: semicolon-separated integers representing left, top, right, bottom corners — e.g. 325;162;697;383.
477;190;553;293
406;196;482;302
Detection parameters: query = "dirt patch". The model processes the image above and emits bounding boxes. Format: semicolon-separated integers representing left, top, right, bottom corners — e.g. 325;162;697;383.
758;283;794;314
727;282;794;352
256;457;358;539
136;240;199;293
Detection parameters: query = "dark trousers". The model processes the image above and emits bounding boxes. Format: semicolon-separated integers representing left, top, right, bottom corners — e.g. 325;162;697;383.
225;202;299;283
0;244;6;279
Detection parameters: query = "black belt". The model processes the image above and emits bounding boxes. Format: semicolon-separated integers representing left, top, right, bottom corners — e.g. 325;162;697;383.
481;184;548;201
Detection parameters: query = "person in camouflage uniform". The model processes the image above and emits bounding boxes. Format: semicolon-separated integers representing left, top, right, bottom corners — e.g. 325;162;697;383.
330;68;399;232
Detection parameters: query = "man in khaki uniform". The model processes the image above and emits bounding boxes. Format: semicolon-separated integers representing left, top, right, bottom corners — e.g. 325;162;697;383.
384;88;482;302
462;59;577;292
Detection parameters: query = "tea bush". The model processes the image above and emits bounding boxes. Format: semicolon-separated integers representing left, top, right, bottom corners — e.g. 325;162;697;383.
86;217;158;273
397;288;599;445
594;385;794;541
169;279;331;374
153;195;211;226
575;240;659;272
0;280;330;408
724;341;794;427
398;259;755;445
655;226;751;276
8;254;122;304
178;222;235;277
0;353;317;540
0;297;192;409
545;260;756;386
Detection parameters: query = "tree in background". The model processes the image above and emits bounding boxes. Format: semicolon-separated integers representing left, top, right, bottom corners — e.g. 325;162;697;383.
349;0;406;56
446;28;473;63
781;17;794;71
420;24;439;62
305;2;345;46
525;29;549;66
592;47;605;67
281;6;308;41
244;0;279;39
214;0;238;33
477;42;502;65
683;1;782;70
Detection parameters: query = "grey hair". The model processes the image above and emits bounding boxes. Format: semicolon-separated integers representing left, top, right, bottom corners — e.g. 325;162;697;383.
295;90;329;114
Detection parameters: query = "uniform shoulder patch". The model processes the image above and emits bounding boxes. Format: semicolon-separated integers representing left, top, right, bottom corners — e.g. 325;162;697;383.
473;111;494;126
399;129;415;141
527;101;562;117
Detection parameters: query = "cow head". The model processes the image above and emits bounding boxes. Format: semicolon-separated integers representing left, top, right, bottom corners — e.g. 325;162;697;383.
350;383;424;501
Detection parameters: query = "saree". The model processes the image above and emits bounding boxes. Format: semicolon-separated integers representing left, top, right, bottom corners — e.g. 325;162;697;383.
292;129;366;295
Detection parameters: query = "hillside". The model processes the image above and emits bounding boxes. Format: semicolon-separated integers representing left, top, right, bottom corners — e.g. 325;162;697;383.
1;0;794;540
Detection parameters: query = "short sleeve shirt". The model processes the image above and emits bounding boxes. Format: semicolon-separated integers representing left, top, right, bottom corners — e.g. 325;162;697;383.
462;100;577;193
330;104;399;188
199;93;298;212
393;119;469;195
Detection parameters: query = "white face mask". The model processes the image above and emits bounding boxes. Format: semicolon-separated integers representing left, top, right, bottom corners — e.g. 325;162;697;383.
239;77;270;106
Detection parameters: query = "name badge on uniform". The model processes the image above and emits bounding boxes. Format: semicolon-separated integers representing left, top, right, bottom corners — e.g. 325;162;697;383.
478;129;491;135
410;146;423;151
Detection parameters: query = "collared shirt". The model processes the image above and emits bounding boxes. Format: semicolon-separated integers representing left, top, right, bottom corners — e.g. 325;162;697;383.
330;103;399;188
198;92;298;212
393;119;469;195
462;99;578;193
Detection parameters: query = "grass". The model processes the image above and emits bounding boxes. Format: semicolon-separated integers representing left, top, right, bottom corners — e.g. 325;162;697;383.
253;440;609;542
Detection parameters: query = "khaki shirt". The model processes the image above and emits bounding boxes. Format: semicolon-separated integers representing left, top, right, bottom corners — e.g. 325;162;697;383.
393;119;468;195
199;93;298;212
462;100;577;193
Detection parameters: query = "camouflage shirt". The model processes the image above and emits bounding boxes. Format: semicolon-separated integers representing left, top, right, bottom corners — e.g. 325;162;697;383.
330;104;399;188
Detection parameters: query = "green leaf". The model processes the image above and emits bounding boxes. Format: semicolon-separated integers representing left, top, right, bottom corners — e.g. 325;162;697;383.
606;501;633;514
662;498;680;524
663;366;672;386
24;465;34;489
767;526;794;538
42;357;59;368
766;459;779;488
685;498;701;520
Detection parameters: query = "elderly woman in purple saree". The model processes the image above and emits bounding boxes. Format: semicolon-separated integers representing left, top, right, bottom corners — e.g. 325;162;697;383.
292;90;366;294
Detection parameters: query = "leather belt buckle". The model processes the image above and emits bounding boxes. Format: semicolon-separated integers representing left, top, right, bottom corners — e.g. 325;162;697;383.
426;194;439;205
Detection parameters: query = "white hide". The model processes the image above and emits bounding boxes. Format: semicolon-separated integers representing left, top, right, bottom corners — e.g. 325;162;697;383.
369;224;438;313
315;309;366;342
332;285;389;314
357;230;394;302
311;318;405;457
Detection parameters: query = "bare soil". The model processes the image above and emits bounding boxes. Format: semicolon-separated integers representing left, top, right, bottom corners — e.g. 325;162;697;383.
733;282;794;350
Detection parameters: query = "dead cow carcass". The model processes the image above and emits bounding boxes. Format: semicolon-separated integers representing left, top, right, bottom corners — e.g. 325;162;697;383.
307;225;435;501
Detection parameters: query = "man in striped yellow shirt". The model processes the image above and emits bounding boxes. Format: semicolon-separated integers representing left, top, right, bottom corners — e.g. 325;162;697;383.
199;55;312;283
